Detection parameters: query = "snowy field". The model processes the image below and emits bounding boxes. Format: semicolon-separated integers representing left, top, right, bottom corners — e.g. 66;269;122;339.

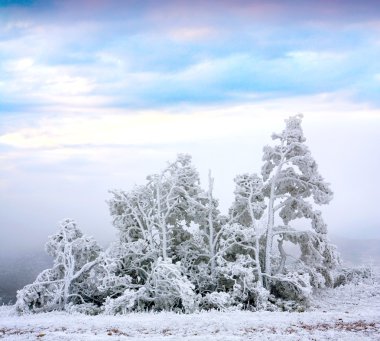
1;279;379;341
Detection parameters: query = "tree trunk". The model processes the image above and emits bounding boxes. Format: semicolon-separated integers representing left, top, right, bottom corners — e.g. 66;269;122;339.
156;178;167;260
208;170;216;275
264;171;277;289
248;192;263;288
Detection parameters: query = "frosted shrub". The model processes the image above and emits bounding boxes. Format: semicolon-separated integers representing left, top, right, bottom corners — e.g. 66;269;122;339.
271;272;312;306
67;302;103;315
15;268;63;314
146;258;197;313
201;292;234;310
16;219;102;314
252;285;270;310
104;259;197;314
104;288;146;314
334;266;374;287
217;254;258;307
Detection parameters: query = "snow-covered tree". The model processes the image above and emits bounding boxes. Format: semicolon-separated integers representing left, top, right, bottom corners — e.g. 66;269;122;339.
178;171;265;306
16;219;102;314
215;173;269;309
104;258;196;314
108;154;203;261
180;173;268;310
104;154;203;312
229;173;266;287
178;170;226;295
260;114;339;298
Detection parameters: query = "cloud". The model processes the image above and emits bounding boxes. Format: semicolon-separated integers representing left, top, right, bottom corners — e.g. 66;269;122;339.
1;23;379;109
1;92;378;152
1;1;380;111
0;110;261;150
167;27;218;42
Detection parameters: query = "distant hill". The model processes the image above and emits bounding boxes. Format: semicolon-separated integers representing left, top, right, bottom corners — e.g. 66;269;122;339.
331;236;380;266
0;250;52;304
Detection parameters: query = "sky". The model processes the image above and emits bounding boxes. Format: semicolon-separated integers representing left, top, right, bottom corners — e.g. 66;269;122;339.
0;0;379;254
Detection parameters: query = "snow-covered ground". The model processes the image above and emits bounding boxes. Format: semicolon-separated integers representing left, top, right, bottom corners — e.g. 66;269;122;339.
1;280;379;340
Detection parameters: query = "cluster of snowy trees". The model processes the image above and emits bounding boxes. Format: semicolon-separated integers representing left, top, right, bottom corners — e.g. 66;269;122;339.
16;115;342;314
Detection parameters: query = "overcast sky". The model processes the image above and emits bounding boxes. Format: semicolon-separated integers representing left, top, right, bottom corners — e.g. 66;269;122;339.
0;0;379;254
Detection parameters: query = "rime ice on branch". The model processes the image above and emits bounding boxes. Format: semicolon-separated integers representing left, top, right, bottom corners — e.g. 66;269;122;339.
15;219;102;314
260;115;339;300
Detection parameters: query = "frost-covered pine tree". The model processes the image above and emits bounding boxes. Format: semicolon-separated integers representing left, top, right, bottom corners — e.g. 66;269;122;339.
229;173;266;286
177;170;227;296
108;154;203;261
216;173;269;309
195;174;267;310
260;115;339;302
104;154;205;312
175;170;266;308
16;219;102;314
